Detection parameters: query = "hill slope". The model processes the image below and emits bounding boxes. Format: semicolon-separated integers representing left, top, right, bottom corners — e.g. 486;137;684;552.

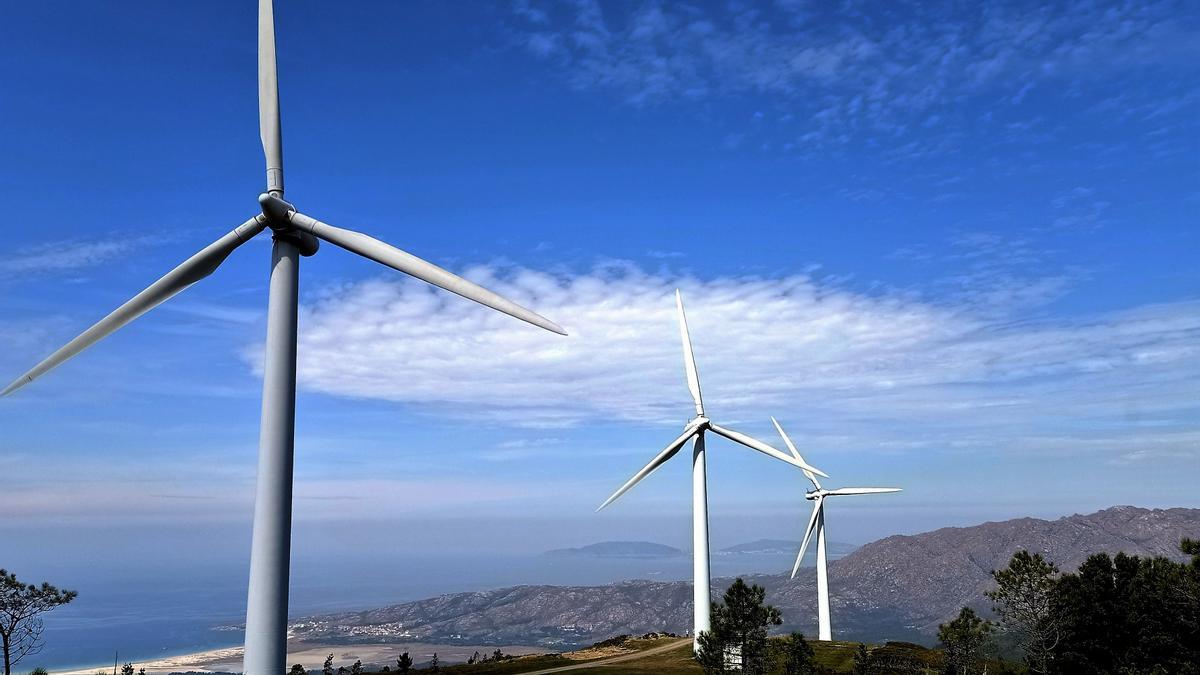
294;506;1198;647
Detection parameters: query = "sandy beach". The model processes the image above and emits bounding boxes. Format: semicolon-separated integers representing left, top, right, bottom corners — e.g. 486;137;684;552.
52;641;552;675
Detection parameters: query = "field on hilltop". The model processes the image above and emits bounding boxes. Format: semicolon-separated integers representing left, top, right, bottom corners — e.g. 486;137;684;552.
367;635;960;674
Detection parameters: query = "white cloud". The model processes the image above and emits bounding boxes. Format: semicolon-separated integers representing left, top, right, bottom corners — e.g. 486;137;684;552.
0;234;165;280
509;0;1198;152
273;262;1199;465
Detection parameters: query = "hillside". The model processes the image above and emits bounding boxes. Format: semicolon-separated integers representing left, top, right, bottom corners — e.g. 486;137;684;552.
808;504;1199;633
293;506;1199;647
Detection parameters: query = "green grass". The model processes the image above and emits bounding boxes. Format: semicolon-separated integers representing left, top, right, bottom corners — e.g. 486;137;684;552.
431;653;573;674
381;635;958;674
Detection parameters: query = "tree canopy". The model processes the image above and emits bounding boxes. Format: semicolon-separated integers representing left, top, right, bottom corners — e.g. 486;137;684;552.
937;607;994;675
697;578;783;674
981;540;1200;675
0;568;77;675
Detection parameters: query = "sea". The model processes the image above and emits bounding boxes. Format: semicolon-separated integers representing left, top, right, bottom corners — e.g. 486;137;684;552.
35;549;826;672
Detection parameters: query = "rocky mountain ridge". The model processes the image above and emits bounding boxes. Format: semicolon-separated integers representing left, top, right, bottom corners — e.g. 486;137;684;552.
292;506;1198;648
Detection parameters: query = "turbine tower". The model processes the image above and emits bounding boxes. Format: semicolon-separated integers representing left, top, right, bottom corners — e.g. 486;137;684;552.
772;418;900;641
598;291;828;651
2;2;566;673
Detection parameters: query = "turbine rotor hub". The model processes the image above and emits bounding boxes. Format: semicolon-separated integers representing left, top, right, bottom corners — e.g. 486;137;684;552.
258;193;319;256
688;415;710;431
258;192;296;228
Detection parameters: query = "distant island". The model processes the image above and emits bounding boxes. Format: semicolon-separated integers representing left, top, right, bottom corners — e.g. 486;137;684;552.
718;538;860;556
543;541;683;558
541;539;860;559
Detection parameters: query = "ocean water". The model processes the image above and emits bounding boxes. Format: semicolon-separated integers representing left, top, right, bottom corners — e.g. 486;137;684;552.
33;550;813;672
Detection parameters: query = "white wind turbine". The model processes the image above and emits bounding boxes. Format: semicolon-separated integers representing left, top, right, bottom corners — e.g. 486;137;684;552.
772;418;900;641
597;291;829;652
2;2;565;673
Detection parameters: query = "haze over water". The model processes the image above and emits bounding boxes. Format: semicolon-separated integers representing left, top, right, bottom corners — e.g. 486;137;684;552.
30;549;824;670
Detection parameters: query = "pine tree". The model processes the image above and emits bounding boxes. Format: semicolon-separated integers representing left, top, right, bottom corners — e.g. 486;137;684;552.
987;551;1060;674
851;644;872;675
938;607;994;674
0;570;77;675
782;632;815;674
695;578;783;674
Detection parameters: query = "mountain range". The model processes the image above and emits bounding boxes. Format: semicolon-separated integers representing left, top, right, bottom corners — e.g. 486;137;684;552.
291;506;1198;648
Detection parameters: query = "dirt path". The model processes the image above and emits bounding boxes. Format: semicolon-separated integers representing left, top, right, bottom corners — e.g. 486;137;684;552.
523;638;692;674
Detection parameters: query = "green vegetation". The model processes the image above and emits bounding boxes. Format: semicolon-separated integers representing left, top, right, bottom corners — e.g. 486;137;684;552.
937;607;994;674
779;632;815;674
0;568;77;675
987;551;1059;673
977;538;1200;674
377;637;950;674
697;578;783;673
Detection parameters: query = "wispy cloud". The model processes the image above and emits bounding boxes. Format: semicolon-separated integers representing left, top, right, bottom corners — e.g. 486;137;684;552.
0;233;166;280
510;0;1198;153
261;261;1198;468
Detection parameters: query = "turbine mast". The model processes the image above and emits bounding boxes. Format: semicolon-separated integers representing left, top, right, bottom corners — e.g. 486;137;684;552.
815;507;831;641
691;432;711;651
243;237;300;675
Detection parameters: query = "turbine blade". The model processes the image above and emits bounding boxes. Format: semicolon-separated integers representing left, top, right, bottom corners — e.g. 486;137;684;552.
825;487;902;496
596;427;698;511
771;417;821;490
708;422;829;478
289;211;566;335
259;0;284;192
675;290;704;416
2;217;267;397
791;497;824;578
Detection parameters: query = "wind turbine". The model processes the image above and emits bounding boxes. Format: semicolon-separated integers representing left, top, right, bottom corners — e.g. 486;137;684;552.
772;418;900;641
597;291;828;652
2;2;565;673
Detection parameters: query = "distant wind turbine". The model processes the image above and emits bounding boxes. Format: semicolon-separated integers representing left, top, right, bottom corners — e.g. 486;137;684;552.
772;417;900;641
2;1;565;673
598;291;828;652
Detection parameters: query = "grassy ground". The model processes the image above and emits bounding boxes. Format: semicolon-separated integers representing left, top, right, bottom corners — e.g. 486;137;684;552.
383;634;960;674
426;636;688;674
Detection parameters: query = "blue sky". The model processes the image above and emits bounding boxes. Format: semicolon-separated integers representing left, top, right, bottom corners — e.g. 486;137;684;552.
1;0;1197;577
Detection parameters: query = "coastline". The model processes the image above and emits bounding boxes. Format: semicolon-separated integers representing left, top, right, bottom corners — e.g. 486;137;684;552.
51;640;551;675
